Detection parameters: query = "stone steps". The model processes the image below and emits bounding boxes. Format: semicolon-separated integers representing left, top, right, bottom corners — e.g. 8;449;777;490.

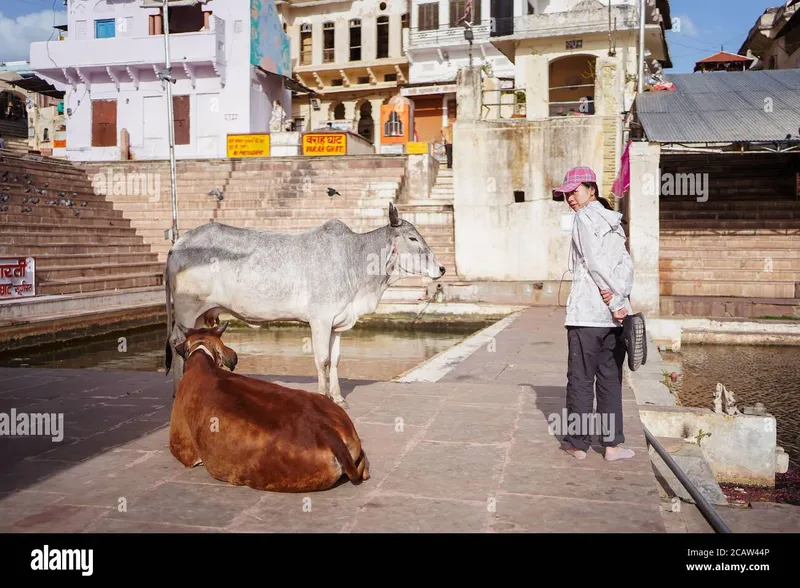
35;262;163;281
0;223;137;237
661;220;800;230
661;210;800;220
1;232;147;246
2;242;154;255
660;257;800;270
38;272;163;295
16;252;160;267
661;236;800;248
660;200;800;210
660;295;800;319
660;268;800;282
660;280;796;298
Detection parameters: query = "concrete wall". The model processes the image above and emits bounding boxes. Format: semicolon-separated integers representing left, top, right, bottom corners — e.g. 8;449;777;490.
639;405;785;487
452;115;607;281
402;153;440;201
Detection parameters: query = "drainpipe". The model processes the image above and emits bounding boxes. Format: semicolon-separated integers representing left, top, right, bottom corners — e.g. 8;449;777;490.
637;0;645;96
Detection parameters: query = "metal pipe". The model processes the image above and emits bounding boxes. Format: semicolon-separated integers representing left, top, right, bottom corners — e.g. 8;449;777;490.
644;426;733;533
163;0;179;244
638;0;645;95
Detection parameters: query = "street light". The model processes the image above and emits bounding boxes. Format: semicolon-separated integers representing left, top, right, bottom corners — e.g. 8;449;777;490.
160;0;180;245
463;21;474;67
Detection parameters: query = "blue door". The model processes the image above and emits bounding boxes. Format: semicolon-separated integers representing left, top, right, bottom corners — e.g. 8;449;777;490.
95;19;115;39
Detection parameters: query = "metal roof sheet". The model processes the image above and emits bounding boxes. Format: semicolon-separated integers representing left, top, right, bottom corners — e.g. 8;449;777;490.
636;69;800;143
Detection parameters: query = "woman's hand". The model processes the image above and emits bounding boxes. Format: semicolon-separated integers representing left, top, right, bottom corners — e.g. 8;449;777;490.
612;308;628;321
600;289;613;305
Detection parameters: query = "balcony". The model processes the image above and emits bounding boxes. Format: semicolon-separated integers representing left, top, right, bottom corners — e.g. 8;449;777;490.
408;22;491;50
30;17;226;90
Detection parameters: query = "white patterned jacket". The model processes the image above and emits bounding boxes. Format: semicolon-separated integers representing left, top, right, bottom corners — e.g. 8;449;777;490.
564;200;634;328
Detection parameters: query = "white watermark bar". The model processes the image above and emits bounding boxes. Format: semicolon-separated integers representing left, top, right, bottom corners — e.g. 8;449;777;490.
547;408;616;443
0;409;64;442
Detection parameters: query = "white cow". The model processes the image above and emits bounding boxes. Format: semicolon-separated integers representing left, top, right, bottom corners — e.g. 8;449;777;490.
164;203;445;407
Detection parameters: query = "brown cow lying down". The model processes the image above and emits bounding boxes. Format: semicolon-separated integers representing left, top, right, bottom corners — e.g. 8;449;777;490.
168;321;370;492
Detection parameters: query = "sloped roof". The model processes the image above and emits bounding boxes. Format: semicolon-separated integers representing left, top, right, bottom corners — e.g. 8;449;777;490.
695;51;753;63
635;69;800;143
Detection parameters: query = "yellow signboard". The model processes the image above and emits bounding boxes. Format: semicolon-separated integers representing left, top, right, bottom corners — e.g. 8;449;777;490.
303;132;347;156
227;133;270;158
406;142;429;155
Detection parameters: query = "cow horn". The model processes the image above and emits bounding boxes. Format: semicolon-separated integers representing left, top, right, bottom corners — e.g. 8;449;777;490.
213;320;229;337
389;202;401;227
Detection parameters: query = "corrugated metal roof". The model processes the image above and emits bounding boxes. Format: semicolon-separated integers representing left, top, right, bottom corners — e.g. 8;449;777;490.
636;69;800;143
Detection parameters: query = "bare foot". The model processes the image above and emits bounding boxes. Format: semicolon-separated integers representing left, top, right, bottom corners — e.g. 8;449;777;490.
604;446;635;461
562;442;587;460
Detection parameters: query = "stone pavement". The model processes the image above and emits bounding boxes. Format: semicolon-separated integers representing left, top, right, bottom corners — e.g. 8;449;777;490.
0;307;667;532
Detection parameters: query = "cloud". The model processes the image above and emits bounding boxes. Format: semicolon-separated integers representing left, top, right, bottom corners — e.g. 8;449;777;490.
0;10;67;63
672;14;700;38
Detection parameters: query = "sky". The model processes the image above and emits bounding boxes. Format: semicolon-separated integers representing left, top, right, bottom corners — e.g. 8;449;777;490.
0;0;788;70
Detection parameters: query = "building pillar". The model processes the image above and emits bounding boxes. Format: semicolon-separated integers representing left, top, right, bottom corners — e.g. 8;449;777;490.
523;54;549;120
627;141;662;316
455;65;483;122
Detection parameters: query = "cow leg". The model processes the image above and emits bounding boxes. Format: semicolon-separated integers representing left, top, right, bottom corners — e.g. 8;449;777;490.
169;301;207;398
309;319;333;400
328;331;348;408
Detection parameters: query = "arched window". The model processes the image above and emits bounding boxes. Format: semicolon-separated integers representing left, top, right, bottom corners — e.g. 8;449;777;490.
384;111;403;137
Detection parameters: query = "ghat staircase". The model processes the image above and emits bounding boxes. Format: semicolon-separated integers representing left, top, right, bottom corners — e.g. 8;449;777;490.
658;153;800;319
1;152;457;351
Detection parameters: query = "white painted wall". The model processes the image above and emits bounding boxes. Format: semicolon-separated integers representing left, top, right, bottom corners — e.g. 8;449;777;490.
33;0;289;161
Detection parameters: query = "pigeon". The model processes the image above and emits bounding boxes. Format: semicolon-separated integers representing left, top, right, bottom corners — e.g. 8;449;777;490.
208;188;223;201
0;195;8;202
24;187;31;193
0;205;7;212
22;207;32;213
30;198;39;205
327;187;341;197
81;201;88;207
74;209;81;217
46;199;57;206
59;191;66;197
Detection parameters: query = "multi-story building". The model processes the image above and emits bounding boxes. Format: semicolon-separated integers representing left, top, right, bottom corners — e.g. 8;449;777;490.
401;0;516;144
739;0;800;70
28;0;294;161
277;0;410;149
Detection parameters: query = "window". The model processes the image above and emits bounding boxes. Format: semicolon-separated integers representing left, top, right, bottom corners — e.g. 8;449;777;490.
527;0;536;15
95;18;115;39
384;73;397;82
350;19;361;61
418;3;439;31
323;21;335;63
300;23;312;65
377;16;389;58
384;111;403;137
450;0;480;26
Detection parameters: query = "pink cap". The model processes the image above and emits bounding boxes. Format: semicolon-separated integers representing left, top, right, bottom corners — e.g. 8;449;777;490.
553;166;597;194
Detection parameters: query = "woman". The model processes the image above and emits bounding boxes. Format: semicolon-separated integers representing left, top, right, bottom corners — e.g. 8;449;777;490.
554;166;636;462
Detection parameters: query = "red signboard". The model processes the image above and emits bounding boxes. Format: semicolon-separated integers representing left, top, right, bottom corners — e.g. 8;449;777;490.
0;257;36;299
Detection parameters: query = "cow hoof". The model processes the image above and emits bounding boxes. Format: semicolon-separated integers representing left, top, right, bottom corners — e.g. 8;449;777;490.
335;399;350;409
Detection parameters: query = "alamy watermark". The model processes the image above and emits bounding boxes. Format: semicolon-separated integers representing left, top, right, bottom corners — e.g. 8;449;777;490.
0;409;64;442
641;170;709;202
547;408;616;443
91;167;161;202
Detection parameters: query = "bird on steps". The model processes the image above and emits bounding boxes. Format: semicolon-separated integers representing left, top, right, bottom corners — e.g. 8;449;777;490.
327;187;341;197
208;188;223;201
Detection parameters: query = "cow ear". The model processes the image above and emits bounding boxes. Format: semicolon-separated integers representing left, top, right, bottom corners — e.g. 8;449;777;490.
389;202;401;227
175;340;187;359
212;320;229;337
177;323;190;338
221;346;238;372
384;238;398;275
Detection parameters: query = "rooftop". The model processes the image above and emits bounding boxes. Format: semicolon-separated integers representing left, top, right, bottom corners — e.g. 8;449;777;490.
634;69;800;144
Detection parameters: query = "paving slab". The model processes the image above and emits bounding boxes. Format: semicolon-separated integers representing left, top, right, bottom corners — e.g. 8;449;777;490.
0;307;669;532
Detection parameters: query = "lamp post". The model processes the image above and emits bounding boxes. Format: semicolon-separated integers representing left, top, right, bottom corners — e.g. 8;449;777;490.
161;0;179;244
463;21;474;67
638;0;646;95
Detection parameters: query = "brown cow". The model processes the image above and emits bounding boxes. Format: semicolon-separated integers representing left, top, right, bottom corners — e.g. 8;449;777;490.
168;321;370;493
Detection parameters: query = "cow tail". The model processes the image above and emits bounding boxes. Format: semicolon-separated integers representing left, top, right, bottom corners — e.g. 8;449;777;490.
326;429;368;483
164;252;173;375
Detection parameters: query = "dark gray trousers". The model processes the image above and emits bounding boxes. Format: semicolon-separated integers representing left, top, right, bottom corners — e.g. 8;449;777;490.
564;326;626;451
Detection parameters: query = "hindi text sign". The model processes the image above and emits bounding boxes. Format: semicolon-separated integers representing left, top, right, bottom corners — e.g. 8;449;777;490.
0;257;36;300
227;134;270;158
303;133;347;156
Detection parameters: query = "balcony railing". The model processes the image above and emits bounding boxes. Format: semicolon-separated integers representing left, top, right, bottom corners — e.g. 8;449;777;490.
408;21;491;49
490;5;644;39
30;19;225;76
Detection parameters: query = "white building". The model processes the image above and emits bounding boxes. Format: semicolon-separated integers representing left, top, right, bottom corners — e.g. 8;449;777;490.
402;0;517;143
29;0;295;161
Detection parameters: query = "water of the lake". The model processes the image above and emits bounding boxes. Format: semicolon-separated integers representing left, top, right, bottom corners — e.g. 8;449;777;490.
663;344;800;469
0;322;484;383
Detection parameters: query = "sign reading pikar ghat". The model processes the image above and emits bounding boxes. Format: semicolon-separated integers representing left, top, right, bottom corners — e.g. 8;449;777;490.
0;257;36;300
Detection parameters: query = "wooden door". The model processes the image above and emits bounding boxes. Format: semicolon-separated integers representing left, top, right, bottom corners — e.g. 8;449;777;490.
411;96;443;143
91;99;117;147
173;95;190;145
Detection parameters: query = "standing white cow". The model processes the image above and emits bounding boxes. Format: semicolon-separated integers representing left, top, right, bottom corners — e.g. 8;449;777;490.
164;203;446;407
